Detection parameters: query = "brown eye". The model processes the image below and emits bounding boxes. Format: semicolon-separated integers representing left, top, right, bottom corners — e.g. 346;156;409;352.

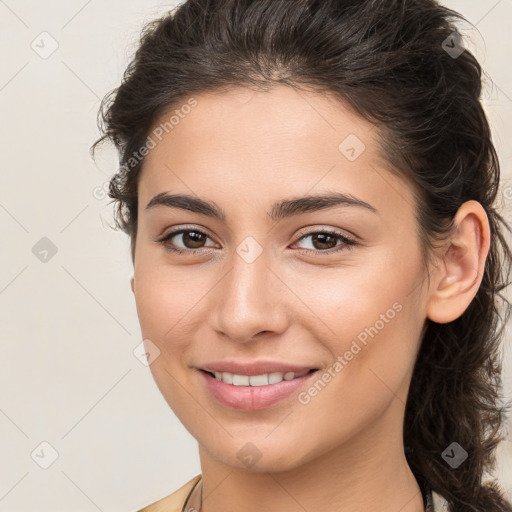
178;231;207;249
294;230;357;254
157;228;216;254
310;233;338;250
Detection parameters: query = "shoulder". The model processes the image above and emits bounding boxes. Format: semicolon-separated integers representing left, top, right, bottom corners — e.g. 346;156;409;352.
137;474;202;512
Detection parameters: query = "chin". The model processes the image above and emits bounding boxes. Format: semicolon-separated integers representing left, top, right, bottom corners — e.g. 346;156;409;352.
204;434;314;473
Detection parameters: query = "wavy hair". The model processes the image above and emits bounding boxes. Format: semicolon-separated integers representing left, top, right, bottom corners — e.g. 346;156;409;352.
92;0;512;509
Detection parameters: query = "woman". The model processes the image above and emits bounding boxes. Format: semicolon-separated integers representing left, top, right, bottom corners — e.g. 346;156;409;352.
93;0;512;510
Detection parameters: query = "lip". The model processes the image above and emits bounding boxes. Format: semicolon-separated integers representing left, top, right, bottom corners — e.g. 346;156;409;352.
199;368;319;410
198;360;319;376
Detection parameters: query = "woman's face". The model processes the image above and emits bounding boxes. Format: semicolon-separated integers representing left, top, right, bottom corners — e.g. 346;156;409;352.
132;85;432;472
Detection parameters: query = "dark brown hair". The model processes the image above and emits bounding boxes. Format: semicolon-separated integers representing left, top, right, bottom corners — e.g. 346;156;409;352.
92;0;512;509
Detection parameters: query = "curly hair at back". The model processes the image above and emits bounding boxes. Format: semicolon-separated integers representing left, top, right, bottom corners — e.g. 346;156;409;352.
92;0;512;509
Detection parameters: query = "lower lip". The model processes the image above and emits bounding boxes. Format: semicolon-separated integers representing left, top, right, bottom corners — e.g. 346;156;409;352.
199;369;318;410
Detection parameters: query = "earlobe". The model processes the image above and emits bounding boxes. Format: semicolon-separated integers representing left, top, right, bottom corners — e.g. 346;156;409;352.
426;200;490;324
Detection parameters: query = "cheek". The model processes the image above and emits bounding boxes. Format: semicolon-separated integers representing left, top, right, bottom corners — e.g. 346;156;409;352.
132;266;201;412
292;248;423;337
296;283;423;442
295;249;425;393
133;254;210;340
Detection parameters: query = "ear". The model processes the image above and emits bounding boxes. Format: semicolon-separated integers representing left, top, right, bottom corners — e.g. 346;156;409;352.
130;276;135;294
426;200;491;324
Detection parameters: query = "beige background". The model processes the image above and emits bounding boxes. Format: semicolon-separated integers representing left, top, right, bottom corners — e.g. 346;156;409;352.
0;0;510;510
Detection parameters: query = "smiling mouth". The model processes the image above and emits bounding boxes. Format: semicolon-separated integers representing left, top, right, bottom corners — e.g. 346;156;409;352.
200;368;318;386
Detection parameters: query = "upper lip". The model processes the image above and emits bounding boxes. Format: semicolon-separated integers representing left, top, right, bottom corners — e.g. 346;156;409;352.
199;360;319;376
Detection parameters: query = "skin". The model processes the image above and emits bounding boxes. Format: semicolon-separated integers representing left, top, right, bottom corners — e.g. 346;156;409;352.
130;85;490;512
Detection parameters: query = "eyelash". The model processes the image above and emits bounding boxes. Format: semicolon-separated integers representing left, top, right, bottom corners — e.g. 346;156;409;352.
156;226;357;256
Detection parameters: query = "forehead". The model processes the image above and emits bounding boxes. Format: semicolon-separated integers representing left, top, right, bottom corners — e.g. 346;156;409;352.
143;85;378;169
138;85;416;222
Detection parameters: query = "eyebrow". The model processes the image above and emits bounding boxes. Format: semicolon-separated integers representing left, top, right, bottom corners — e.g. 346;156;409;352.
145;191;379;221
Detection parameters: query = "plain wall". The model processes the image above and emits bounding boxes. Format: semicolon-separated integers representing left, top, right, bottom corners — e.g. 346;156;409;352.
0;1;510;510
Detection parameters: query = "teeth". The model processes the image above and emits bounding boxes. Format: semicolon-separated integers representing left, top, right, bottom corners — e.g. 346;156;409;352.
212;369;311;386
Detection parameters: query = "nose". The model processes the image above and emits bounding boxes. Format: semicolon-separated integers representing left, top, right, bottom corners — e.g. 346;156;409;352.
212;250;290;343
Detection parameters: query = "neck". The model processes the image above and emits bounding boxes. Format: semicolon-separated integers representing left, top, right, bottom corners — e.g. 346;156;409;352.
195;400;425;512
